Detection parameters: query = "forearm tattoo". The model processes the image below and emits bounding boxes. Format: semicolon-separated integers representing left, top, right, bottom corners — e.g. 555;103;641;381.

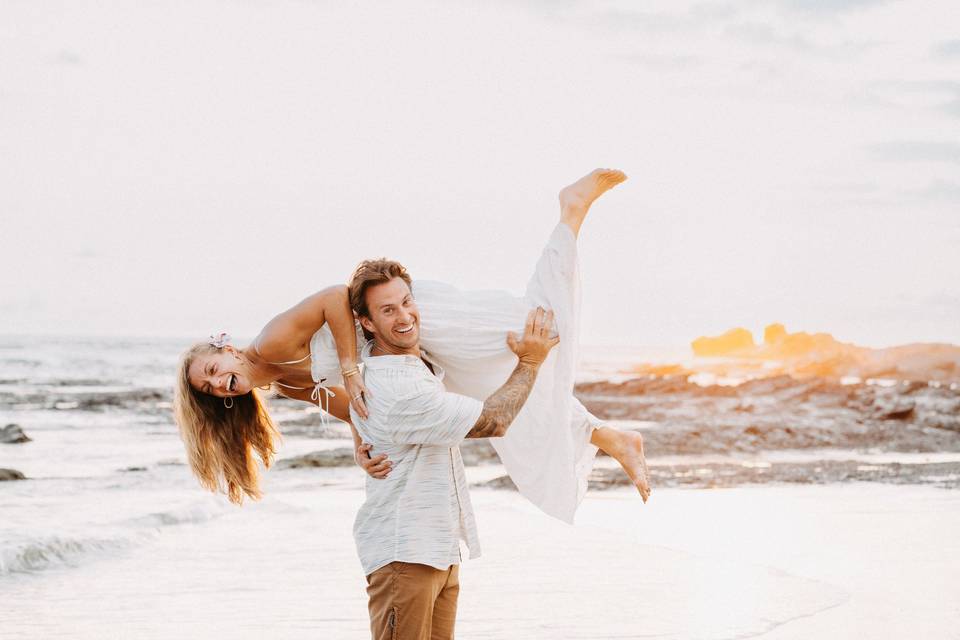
466;362;539;439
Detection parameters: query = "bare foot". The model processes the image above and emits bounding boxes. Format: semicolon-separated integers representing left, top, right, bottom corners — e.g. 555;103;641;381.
558;168;628;236
604;429;651;502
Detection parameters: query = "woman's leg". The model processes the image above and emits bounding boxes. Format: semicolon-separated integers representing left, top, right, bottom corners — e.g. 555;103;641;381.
590;426;651;502
557;169;651;502
417;168;645;520
558;168;627;237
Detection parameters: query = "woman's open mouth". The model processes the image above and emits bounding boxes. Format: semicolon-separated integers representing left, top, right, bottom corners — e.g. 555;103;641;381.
227;374;237;393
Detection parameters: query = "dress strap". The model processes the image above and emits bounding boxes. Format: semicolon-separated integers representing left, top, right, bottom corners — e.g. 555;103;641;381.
272;378;335;426
273;380;306;390
310;381;336;427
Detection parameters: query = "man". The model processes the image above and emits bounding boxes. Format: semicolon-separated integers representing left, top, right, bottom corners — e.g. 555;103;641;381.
348;258;559;640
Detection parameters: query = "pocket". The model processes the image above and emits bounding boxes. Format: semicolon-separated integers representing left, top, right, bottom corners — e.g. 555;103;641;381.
387;606;398;640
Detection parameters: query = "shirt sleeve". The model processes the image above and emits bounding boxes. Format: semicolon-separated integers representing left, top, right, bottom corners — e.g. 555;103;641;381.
385;382;484;446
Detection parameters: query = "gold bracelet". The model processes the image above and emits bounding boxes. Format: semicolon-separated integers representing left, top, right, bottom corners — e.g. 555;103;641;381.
342;366;361;378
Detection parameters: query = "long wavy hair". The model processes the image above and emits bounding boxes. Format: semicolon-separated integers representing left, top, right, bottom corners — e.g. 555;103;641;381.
173;343;282;504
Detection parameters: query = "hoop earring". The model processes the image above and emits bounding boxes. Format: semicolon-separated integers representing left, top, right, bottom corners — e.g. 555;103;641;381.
223;397;234;409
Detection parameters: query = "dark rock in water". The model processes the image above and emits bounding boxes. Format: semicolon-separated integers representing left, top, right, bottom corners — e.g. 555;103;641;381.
72;389;166;410
122;466;148;472
0;424;31;444
585;458;960;491
920;413;960;432
0;468;26;481
476;475;518;491
276;448;355;469
279;418;353;439
901;380;928;394
875;400;915;420
459;440;500;466
736;375;798;396
0;388;170;413
276;442;500;471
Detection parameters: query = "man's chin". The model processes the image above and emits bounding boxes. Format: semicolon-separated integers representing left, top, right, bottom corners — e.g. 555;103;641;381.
384;333;420;351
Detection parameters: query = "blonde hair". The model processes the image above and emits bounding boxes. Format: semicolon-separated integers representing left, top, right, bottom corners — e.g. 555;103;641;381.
173;343;282;504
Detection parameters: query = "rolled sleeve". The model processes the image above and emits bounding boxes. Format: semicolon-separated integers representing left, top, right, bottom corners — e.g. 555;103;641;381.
386;383;484;446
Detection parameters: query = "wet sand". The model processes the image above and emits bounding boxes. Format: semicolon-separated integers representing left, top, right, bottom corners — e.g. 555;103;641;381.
3;476;957;639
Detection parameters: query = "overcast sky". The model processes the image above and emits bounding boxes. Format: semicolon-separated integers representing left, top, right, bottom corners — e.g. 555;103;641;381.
2;0;958;348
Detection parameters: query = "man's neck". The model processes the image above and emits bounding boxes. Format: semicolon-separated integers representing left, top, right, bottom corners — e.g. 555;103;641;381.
369;338;421;359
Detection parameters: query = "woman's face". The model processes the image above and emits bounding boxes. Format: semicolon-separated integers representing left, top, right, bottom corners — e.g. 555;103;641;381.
188;347;251;397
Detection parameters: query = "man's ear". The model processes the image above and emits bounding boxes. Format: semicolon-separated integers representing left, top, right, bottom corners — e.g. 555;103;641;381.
358;315;375;335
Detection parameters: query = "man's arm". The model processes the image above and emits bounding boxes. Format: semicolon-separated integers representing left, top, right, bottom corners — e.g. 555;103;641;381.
465;307;559;439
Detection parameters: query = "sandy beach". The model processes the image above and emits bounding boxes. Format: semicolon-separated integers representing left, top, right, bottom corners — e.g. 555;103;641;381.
2;338;959;638
3;470;958;639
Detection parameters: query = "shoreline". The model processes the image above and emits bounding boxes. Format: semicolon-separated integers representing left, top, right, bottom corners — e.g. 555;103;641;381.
1;481;957;639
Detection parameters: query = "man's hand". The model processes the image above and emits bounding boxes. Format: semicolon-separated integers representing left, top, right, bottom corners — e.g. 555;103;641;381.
465;307;560;440
506;307;560;368
356;443;391;479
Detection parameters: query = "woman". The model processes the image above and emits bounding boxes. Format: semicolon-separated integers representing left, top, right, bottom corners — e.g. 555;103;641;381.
174;168;650;522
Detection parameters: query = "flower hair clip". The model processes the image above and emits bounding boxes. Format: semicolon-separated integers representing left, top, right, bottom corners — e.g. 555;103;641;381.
209;332;232;349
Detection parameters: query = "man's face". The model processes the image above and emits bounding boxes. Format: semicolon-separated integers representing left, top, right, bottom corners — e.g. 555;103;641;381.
359;277;420;354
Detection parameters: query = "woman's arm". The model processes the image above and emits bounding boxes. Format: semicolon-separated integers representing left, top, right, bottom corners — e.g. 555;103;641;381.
256;285;369;417
257;285;356;367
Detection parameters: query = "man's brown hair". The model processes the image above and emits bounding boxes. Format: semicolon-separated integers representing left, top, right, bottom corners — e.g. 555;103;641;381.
348;259;413;338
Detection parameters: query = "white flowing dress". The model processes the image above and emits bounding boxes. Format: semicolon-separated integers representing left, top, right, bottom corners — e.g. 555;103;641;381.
308;223;601;523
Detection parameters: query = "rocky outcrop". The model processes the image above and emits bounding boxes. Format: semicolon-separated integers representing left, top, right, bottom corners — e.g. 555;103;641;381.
685;324;960;383
276;448;355;469
278;420;353;439
691;328;755;356
481;458;960;492
276;441;501;470
0;468;26;481
0;388;167;413
575;374;960;457
0;424;31;444
763;323;787;345
586;459;960;490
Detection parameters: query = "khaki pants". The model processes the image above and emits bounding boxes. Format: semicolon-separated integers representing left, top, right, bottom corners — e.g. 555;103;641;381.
365;562;460;640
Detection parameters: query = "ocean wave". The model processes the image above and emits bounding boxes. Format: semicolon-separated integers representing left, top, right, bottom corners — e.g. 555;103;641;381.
127;501;228;528
0;532;147;575
0;501;227;576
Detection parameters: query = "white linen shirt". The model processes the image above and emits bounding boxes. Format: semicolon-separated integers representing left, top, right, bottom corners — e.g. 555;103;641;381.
349;342;484;576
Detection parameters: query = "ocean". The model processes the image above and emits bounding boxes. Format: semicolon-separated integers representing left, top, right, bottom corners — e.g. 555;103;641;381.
2;336;958;639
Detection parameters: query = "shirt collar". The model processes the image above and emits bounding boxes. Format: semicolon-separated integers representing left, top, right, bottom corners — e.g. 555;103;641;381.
360;341;444;379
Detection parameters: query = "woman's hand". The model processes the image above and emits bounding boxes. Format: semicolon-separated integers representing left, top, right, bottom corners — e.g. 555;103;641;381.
356;443;391;479
343;371;370;419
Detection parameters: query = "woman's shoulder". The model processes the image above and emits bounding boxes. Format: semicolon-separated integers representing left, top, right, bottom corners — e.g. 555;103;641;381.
252;329;311;365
